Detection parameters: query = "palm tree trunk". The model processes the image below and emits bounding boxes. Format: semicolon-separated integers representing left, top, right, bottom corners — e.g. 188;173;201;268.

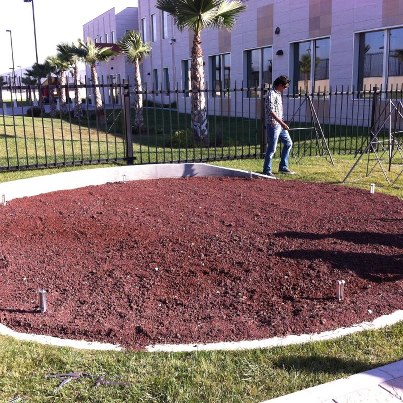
48;76;57;118
73;63;82;119
134;59;144;131
59;72;67;114
190;31;208;144
91;64;103;113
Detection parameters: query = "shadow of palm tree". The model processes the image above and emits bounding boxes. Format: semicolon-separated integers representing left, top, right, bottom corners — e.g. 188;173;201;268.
275;230;403;249
273;355;376;376
276;249;402;282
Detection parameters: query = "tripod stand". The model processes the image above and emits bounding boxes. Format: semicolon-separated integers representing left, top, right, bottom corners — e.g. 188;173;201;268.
287;94;334;165
343;100;403;185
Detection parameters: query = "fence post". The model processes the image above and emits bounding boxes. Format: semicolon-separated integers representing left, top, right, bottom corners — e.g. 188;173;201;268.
260;86;266;158
123;83;134;165
370;86;378;128
370;86;379;151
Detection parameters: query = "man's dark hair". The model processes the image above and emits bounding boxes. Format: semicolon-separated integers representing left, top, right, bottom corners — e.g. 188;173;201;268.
273;75;290;87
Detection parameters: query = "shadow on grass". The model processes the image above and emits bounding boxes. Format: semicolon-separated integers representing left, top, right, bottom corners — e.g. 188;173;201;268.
273;355;374;375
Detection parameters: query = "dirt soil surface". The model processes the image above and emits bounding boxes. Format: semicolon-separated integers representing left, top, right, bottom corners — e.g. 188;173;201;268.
0;177;402;350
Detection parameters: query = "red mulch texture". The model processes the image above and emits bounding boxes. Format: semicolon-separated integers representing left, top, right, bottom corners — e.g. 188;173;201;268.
0;177;401;350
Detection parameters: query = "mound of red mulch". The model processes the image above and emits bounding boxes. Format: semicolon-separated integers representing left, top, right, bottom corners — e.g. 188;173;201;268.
0;177;401;350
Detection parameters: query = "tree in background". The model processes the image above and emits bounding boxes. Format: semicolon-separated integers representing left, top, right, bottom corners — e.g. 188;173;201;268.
46;53;71;114
25;62;53;113
118;30;151;132
156;0;246;144
21;76;37;102
56;42;85;119
75;38;116;118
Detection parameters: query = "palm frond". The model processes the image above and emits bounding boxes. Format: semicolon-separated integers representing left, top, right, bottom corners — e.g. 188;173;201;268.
156;0;245;32
118;30;151;63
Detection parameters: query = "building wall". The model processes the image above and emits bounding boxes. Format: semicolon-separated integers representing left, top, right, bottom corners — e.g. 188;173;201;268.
83;7;139;104
138;0;403;90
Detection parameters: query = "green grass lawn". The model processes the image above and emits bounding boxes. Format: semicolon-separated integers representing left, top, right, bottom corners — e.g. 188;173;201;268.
0;149;401;402
0;323;401;402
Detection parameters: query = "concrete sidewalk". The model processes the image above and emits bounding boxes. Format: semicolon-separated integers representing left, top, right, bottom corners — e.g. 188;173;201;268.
263;359;403;402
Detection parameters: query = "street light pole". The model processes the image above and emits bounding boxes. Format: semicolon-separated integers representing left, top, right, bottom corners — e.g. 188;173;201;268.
24;0;39;64
17;65;22;86
6;30;16;88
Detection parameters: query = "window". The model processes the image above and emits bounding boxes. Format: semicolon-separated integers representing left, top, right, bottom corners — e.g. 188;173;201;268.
111;31;115;43
153;69;159;90
210;53;231;96
162;11;169;39
163;67;170;94
358;31;383;91
357;27;403;92
105;33;108;43
245;46;272;97
292;37;330;94
151;14;157;42
389;27;403;91
182;59;191;96
141;18;147;41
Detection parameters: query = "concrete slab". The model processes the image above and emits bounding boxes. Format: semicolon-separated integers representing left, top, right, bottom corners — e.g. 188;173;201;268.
380;376;403;400
262;360;403;403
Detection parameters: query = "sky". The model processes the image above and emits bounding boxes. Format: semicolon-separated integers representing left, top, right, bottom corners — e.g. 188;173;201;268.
0;0;137;76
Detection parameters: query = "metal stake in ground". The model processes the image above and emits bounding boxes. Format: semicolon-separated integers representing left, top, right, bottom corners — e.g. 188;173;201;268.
38;289;47;313
336;280;345;301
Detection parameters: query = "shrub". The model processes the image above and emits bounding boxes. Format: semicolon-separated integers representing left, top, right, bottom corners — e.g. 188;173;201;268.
143;100;177;109
26;106;42;117
166;129;194;148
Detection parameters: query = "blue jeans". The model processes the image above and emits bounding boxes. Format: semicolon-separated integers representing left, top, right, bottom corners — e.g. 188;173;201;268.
263;124;293;173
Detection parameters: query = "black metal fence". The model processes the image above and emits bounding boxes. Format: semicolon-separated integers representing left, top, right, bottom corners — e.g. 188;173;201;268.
0;82;402;172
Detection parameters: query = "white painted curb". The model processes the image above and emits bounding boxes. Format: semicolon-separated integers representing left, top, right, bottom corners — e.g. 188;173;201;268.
146;310;403;352
0;163;269;203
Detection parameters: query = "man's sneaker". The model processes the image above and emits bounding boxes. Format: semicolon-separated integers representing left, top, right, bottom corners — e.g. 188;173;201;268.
262;171;276;178
278;168;295;175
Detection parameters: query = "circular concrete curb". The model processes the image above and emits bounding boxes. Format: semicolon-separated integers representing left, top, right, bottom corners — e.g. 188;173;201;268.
0;165;400;352
0;311;401;352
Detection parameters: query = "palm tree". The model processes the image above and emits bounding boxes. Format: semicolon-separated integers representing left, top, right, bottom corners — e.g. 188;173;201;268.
46;54;70;114
57;42;85;119
76;37;116;117
21;75;37;102
156;0;246;144
118;30;151;131
25;62;53;112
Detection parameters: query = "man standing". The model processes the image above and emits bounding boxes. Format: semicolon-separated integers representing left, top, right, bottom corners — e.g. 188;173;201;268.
262;75;295;177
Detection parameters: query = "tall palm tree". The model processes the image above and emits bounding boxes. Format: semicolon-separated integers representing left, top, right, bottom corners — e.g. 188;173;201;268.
46;54;70;113
76;37;116;117
156;0;246;144
118;30;151;131
56;42;85;119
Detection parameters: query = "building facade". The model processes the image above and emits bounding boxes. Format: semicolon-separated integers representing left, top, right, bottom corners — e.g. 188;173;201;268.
83;6;139;104
137;0;403;95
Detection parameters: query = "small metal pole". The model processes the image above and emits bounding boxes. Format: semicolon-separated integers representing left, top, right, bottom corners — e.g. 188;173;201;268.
336;280;345;301
122;174;127;183
38;289;47;313
370;183;375;194
1;195;6;206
